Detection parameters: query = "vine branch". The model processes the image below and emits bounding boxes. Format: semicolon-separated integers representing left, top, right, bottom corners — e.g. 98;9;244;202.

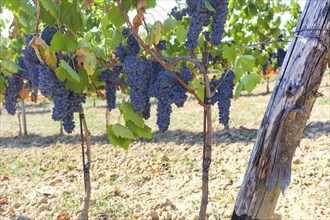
116;0;207;110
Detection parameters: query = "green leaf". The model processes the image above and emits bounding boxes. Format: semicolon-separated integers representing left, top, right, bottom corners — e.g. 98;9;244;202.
119;102;144;128
2;60;22;73
126;121;152;139
51;32;78;52
222;45;236;63
146;0;156;8
108;6;125;28
107;125;131;150
39;3;57;26
110;29;125;50
55;66;67;81
242;73;261;93
84;52;96;75
111;123;135;139
40;0;60;20
0;74;8;94
237;55;255;72
163;18;176;33
58;60;80;82
59;0;84;33
66;68;89;93
205;0;216;12
234;80;244;100
175;24;188;43
192;78;204;101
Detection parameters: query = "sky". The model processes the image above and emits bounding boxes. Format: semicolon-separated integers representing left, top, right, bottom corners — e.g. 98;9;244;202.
0;0;306;38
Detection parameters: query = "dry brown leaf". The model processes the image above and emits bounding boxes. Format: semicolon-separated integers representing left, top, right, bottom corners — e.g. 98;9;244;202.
96;89;106;100
7;207;15;214
136;0;147;10
56;212;70;220
84;0;94;9
0;176;9;181
131;213;141;219
9;17;18;39
0;198;8;205
133;13;144;30
49;180;61;186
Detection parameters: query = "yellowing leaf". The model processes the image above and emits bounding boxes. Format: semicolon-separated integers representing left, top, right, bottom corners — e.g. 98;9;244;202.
29;35;57;69
154;21;164;45
84;52;96;75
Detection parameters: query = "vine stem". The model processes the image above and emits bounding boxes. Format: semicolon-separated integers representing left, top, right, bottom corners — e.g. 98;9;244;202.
199;48;212;220
79;110;92;220
115;0;207;110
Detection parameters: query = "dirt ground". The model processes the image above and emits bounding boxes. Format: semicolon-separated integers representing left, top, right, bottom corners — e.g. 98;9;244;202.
0;75;329;220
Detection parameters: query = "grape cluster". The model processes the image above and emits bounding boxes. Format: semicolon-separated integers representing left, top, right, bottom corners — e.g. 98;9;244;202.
209;0;229;46
149;66;193;132
41;26;57;46
4;74;24;115
171;7;188;21
3;57;29;115
123;56;149;113
171;0;228;50
98;67;120;111
211;70;235;127
22;35;41;88
156;40;167;51
274;48;286;70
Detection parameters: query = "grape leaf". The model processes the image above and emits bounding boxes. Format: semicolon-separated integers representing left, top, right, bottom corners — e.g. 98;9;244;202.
111;123;135;139
66;68;89;93
126;121;152;139
163;18;175;33
234;80;244;100
107;6;125;28
84;52;96;75
175;24;188;43
146;0;156;8
0;74;8;94
39;1;56;26
110;29;125;50
1;60;22;73
119;102;144;128
58;60;80;82
205;0;216;12
51;32;78;52
107;125;131;150
222;45;236;63
242;73;261;93
237;55;255;72
40;0;60;20
59;0;84;33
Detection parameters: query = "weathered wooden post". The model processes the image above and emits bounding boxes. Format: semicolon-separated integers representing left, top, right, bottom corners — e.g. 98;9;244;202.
232;0;330;219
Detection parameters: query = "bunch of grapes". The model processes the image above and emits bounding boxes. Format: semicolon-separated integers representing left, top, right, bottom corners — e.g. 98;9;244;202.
41;26;57;46
215;70;235;127
156;40;167;51
22;35;41;88
4;75;24;115
123;56;149;113
274;48;286;70
3;58;29;115
148;66;193;132
209;0;229;46
98;67;120;111
171;7;188;21
171;0;228;50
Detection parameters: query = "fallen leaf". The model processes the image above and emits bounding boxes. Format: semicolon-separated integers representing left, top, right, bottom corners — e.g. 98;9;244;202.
49;180;61;186
0;198;8;205
0;176;9;181
7;207;15;214
56;212;70;220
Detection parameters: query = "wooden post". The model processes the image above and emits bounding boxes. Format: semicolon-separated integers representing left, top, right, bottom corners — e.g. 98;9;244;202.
20;100;27;136
232;1;330;219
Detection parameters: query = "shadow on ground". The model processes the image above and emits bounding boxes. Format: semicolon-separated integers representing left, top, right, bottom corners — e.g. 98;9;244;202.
1;121;328;149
